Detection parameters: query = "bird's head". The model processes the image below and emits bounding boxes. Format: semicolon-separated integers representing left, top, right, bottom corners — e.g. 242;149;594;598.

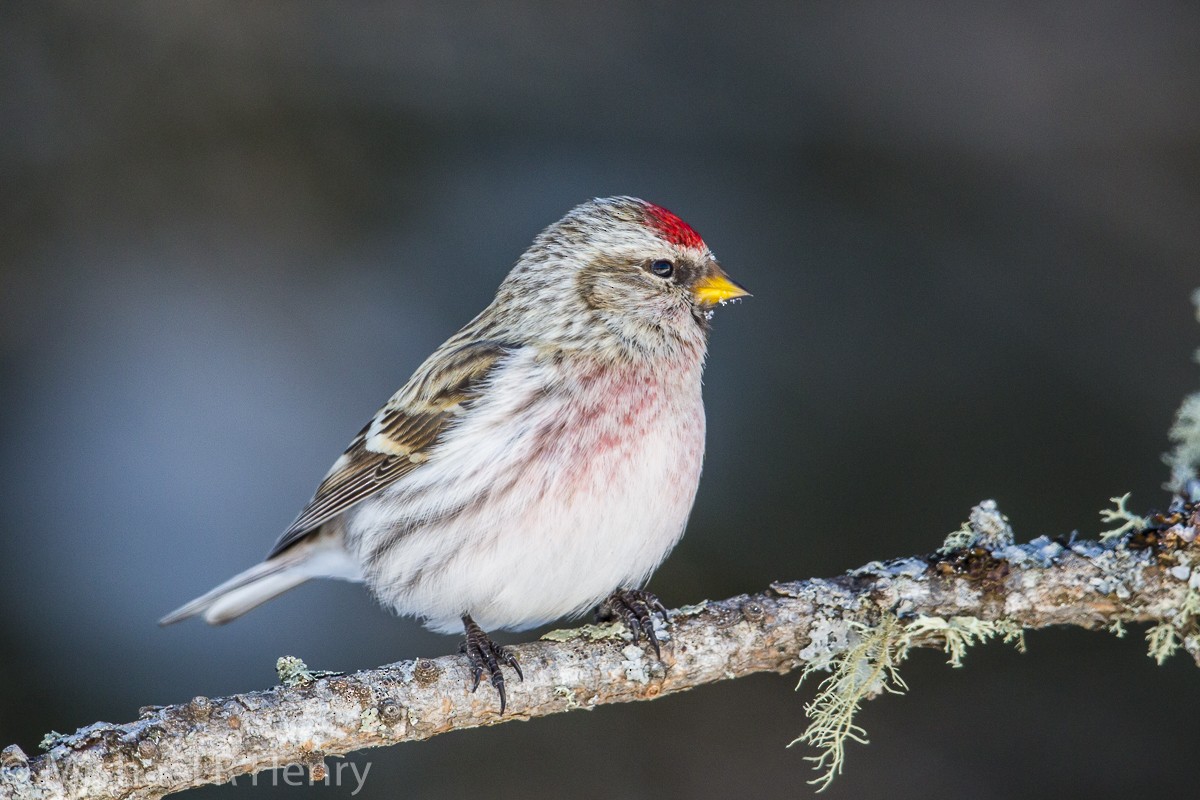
495;197;749;357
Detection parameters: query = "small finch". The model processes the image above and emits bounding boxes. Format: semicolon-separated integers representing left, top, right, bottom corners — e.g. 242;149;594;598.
162;197;749;710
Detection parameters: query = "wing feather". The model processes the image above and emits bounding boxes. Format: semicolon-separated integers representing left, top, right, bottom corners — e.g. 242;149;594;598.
265;339;513;558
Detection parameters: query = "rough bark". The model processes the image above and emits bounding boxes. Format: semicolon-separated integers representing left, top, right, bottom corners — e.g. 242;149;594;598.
2;500;1198;800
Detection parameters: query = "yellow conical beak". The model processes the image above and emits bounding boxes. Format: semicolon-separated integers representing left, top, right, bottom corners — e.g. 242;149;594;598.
691;269;751;307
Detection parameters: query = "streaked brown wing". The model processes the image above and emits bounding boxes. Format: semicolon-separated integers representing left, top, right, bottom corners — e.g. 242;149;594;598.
265;340;513;558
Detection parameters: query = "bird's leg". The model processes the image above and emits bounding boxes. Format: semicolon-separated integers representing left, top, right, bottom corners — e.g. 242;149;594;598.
596;588;670;659
459;615;523;713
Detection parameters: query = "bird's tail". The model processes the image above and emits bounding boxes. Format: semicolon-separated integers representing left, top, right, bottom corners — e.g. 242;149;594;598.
159;533;362;626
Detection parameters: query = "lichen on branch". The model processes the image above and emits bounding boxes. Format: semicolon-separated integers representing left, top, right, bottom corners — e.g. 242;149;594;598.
787;488;1200;791
791;614;907;792
2;495;1198;800
1163;288;1200;497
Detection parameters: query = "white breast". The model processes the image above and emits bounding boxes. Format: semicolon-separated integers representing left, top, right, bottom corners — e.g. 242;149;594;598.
343;347;707;633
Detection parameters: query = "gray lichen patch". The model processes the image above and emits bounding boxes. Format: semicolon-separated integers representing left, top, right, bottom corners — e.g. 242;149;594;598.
620;645;651;684
798;617;857;670
939;500;1014;554
849;557;927;580
969;500;1014;549
37;732;64;752
390;660;419;684
996;536;1063;568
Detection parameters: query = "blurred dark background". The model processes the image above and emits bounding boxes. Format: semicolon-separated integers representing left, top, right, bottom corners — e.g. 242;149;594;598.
2;3;1199;798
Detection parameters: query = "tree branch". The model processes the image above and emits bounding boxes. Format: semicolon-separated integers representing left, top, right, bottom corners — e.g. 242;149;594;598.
3;500;1198;800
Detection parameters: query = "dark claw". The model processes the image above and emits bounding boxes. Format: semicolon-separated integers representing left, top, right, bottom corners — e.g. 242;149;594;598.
460;615;522;714
503;648;524;682
597;588;671;659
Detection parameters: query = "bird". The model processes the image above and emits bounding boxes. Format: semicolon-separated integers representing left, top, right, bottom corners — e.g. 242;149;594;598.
161;196;749;711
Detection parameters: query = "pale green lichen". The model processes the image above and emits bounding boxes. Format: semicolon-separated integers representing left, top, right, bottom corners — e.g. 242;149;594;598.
791;615;907;792
1099;493;1149;543
1108;619;1127;639
1146;622;1182;665
553;686;590;710
938;521;975;555
540;628;580;642
276;655;315;687
793;611;1027;791
359;707;385;734
899;615;1026;667
1162;289;1200;494
1146;568;1200;665
1165;394;1200;494
540;621;626;642
675;601;709;617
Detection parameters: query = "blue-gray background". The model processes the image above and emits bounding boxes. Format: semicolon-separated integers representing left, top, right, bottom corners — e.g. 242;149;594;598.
2;3;1199;798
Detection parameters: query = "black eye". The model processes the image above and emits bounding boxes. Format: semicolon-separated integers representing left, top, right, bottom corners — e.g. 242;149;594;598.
650;259;674;278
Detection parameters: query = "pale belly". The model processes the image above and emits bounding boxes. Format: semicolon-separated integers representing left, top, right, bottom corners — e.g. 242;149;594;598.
343;353;707;633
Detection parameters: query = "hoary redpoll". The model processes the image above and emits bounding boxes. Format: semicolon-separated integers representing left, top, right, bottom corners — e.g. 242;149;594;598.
162;196;749;711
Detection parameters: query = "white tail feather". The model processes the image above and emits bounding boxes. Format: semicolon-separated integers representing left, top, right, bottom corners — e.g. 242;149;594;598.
159;535;363;626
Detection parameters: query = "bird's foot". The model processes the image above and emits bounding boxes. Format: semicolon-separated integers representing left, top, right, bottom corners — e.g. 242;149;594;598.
597;588;669;659
459;615;523;713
